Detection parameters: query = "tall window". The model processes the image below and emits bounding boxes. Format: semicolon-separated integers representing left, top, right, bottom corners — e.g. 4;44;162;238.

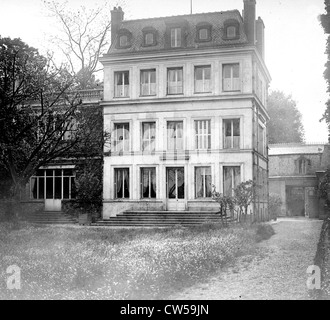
223;119;240;149
258;124;265;155
114;71;129;97
114;123;129;152
223;166;241;197
297;158;309;174
142;122;156;152
141;168;156;198
194;66;211;93
141;69;156;96
171;28;181;47
195;167;212;198
167;121;183;150
114;168;129;199
167;68;183;94
223;64;240;92
195;120;211;150
30;169;75;200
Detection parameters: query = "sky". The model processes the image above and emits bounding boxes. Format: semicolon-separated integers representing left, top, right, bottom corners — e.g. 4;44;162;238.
0;0;329;143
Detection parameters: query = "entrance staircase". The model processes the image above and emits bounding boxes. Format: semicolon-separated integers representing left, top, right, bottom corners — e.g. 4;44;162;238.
21;211;77;225
92;210;235;227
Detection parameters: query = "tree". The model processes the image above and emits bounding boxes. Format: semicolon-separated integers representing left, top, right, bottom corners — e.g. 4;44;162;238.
267;90;305;144
234;180;258;220
211;186;235;226
320;0;330;141
0;37;83;198
44;0;124;89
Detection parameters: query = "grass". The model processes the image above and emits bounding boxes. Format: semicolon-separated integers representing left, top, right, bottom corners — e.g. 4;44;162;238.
0;221;272;300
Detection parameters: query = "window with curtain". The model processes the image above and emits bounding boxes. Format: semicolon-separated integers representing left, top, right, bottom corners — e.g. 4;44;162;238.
195;120;211;150
167;68;183;94
167;121;183;150
170;28;182;47
140;69;156;96
223;166;241;197
223;64;240;91
194;66;211;93
114;71;129;97
141;168;156;198
223;119;240;149
142;122;156;152
195;167;212;198
114;168;129;199
114;123;129;152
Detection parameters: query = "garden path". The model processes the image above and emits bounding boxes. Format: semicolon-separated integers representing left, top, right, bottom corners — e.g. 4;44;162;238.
170;218;322;300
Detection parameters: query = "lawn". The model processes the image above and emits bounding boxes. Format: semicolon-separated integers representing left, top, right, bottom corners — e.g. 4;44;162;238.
0;221;268;300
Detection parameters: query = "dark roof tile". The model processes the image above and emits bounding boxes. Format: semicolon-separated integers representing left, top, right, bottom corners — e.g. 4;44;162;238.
107;10;248;54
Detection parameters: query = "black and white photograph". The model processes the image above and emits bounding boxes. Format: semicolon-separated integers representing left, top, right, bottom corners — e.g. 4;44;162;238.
1;0;330;303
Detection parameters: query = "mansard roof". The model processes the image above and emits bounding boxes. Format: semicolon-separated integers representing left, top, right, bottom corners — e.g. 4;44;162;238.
107;10;248;55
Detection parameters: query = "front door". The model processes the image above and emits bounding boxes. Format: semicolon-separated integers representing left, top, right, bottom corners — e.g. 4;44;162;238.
286;187;305;216
166;167;185;211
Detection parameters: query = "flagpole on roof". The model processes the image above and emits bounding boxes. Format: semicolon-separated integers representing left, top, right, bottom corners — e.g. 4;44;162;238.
190;0;193;14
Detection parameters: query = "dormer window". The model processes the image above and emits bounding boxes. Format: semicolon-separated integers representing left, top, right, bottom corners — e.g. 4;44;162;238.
119;35;129;47
223;19;240;40
199;29;208;40
145;33;154;45
165;19;188;48
171;28;182;47
196;22;212;42
116;29;132;48
142;27;157;47
226;26;237;38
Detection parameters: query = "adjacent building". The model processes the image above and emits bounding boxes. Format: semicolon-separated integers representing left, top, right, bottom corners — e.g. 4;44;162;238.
269;143;327;219
100;0;271;219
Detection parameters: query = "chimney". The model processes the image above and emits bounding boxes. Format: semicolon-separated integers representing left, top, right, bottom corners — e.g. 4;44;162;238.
243;0;256;45
111;6;124;45
256;17;265;59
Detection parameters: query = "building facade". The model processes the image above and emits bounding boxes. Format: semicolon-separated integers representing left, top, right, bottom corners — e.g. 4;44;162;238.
269;143;327;219
101;0;271;219
21;89;102;212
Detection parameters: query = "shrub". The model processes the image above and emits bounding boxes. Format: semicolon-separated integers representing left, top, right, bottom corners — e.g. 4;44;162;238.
255;223;275;242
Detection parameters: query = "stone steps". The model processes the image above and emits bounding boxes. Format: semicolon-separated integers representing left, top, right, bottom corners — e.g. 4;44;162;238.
93;210;235;227
21;211;77;225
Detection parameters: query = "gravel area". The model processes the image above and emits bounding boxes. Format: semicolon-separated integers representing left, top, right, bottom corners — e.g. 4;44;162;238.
170;218;322;300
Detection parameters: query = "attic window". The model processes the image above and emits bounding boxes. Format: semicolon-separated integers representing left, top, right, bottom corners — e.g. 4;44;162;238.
165;18;188;49
119;35;129;47
116;29;132;48
223;19;240;40
142;27;157;47
145;33;154;45
196;22;212;42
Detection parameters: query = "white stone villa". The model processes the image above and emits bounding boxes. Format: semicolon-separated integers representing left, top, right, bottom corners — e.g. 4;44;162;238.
100;0;271;219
